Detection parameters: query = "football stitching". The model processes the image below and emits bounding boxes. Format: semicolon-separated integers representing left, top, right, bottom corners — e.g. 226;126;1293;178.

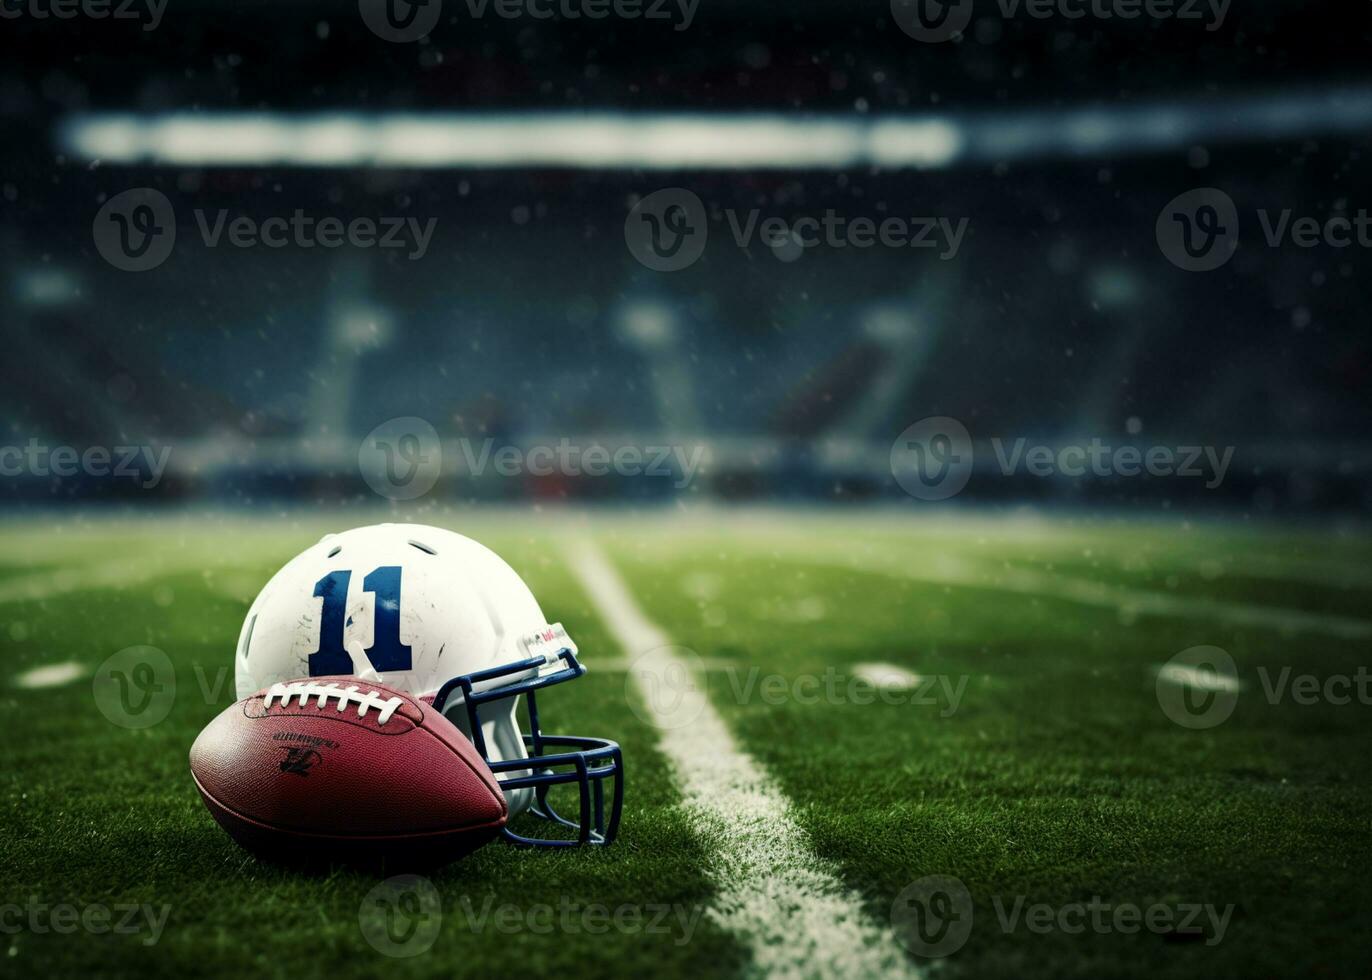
263;681;407;724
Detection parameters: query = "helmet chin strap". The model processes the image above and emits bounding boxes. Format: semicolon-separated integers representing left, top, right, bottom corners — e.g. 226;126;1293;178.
345;640;383;685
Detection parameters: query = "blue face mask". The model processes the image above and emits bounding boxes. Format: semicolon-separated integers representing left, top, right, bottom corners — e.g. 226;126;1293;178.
433;646;623;847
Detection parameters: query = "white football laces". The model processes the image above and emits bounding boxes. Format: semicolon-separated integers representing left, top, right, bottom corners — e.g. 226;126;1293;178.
263;681;405;725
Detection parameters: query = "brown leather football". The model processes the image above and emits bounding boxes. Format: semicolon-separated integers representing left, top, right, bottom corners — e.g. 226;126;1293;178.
189;676;507;865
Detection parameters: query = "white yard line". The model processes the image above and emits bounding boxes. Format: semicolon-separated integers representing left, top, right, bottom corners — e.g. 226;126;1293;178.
565;536;922;980
1154;663;1243;693
991;563;1372;640
0;557;177;604
0;552;268;605
852;662;923;690
774;545;1372;641
14;661;86;689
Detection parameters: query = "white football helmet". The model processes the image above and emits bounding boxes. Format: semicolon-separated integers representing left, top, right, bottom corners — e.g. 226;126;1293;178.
234;523;622;846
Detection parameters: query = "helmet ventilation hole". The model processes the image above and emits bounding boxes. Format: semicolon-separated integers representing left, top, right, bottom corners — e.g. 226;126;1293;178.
327;546;342;558
409;540;437;555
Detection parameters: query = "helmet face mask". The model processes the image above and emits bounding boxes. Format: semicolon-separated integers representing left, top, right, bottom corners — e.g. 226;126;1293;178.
234;523;623;847
433;639;624;846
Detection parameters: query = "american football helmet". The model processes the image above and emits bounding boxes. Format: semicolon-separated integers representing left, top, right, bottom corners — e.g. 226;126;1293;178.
233;523;622;846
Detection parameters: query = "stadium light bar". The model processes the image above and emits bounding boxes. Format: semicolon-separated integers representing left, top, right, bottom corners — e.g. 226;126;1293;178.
57;88;1372;170
60;111;960;170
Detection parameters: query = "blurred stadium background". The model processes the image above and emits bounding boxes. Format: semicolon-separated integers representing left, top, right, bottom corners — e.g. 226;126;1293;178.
6;8;1372;978
2;0;1369;514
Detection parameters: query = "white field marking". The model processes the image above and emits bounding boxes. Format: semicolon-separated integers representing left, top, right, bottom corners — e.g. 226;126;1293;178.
587;656;742;673
987;562;1372;640
14;661;86;689
1190;555;1372;592
1154;663;1243;693
0;551;266;605
565;537;922;980
0;557;175;604
852;662;923;690
760;543;1372;641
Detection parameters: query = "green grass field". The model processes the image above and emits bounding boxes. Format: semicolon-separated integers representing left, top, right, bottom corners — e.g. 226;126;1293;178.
2;509;1370;979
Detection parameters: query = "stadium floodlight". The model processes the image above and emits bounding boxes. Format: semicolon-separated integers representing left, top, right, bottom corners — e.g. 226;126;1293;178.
154;114;293;166
868;119;964;168
58;110;958;169
57;88;1372;170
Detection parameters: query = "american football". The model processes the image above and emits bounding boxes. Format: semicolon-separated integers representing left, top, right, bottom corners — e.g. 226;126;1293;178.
3;2;1371;980
189;676;509;865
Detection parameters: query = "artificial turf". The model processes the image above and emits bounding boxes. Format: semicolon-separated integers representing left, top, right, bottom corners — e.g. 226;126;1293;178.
1;510;1368;978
